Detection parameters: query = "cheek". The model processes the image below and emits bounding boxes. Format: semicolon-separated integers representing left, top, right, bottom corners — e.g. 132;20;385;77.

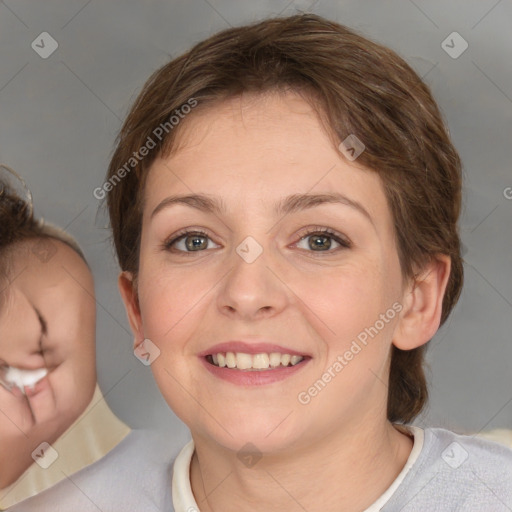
313;264;387;334
50;304;95;357
138;267;201;422
309;261;398;384
44;304;96;409
138;261;212;342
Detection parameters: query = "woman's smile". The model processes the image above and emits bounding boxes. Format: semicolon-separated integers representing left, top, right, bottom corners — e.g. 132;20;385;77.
201;353;311;385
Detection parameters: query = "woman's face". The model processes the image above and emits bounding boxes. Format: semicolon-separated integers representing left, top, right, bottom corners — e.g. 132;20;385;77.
123;92;411;453
0;239;96;441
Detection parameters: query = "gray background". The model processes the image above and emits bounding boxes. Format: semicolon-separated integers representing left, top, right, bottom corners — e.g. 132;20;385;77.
0;0;510;440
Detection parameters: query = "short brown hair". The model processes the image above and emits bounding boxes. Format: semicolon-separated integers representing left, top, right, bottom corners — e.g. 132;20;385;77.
105;13;464;423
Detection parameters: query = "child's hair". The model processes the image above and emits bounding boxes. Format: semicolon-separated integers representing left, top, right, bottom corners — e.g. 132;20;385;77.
0;165;87;274
105;13;464;423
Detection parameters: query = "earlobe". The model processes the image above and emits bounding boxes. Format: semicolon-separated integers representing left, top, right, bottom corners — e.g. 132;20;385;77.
118;271;144;345
393;254;451;351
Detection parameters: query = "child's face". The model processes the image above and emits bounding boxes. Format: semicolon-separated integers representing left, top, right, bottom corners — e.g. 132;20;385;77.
124;92;410;452
0;239;96;441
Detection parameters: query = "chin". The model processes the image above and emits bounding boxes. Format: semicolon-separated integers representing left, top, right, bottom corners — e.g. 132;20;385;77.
192;411;304;456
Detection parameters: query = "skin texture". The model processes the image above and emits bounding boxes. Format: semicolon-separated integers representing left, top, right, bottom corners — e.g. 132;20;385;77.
0;239;96;488
119;91;451;512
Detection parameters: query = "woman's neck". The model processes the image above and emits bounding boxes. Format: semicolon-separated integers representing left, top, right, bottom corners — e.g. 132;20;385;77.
190;421;414;512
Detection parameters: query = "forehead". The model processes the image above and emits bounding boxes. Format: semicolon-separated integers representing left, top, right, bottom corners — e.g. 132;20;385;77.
142;92;392;237
1;238;92;294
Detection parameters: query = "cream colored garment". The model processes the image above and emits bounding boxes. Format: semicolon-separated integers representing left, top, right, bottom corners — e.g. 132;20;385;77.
0;384;131;509
475;428;512;448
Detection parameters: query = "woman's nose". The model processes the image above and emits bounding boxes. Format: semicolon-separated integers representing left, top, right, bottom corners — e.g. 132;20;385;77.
216;239;289;320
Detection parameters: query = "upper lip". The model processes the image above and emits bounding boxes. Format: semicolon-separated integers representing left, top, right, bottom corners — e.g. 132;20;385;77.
198;341;311;358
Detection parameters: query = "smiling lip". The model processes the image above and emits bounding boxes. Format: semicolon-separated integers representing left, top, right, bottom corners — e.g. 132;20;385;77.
198;340;311;386
200;356;310;386
197;341;311;358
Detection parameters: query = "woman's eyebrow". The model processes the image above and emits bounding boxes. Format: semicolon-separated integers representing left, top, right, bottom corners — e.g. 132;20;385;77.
150;192;374;226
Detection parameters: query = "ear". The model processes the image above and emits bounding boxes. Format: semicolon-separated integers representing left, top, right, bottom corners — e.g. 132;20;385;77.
393;254;451;350
118;271;144;348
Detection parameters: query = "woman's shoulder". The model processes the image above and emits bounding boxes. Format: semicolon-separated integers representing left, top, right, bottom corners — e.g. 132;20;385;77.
6;429;184;512
424;426;512;469
382;426;512;511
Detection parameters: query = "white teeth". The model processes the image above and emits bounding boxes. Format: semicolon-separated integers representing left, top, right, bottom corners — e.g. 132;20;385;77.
226;352;236;368
269;352;282;367
252;353;270;369
209;352;304;370
290;355;302;365
281;354;291;367
235;352;252;370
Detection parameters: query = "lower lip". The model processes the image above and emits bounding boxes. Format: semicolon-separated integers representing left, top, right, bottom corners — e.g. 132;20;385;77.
200;357;310;385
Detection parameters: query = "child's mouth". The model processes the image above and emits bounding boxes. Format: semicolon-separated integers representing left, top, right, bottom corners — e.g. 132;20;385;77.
205;352;308;371
0;365;49;394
